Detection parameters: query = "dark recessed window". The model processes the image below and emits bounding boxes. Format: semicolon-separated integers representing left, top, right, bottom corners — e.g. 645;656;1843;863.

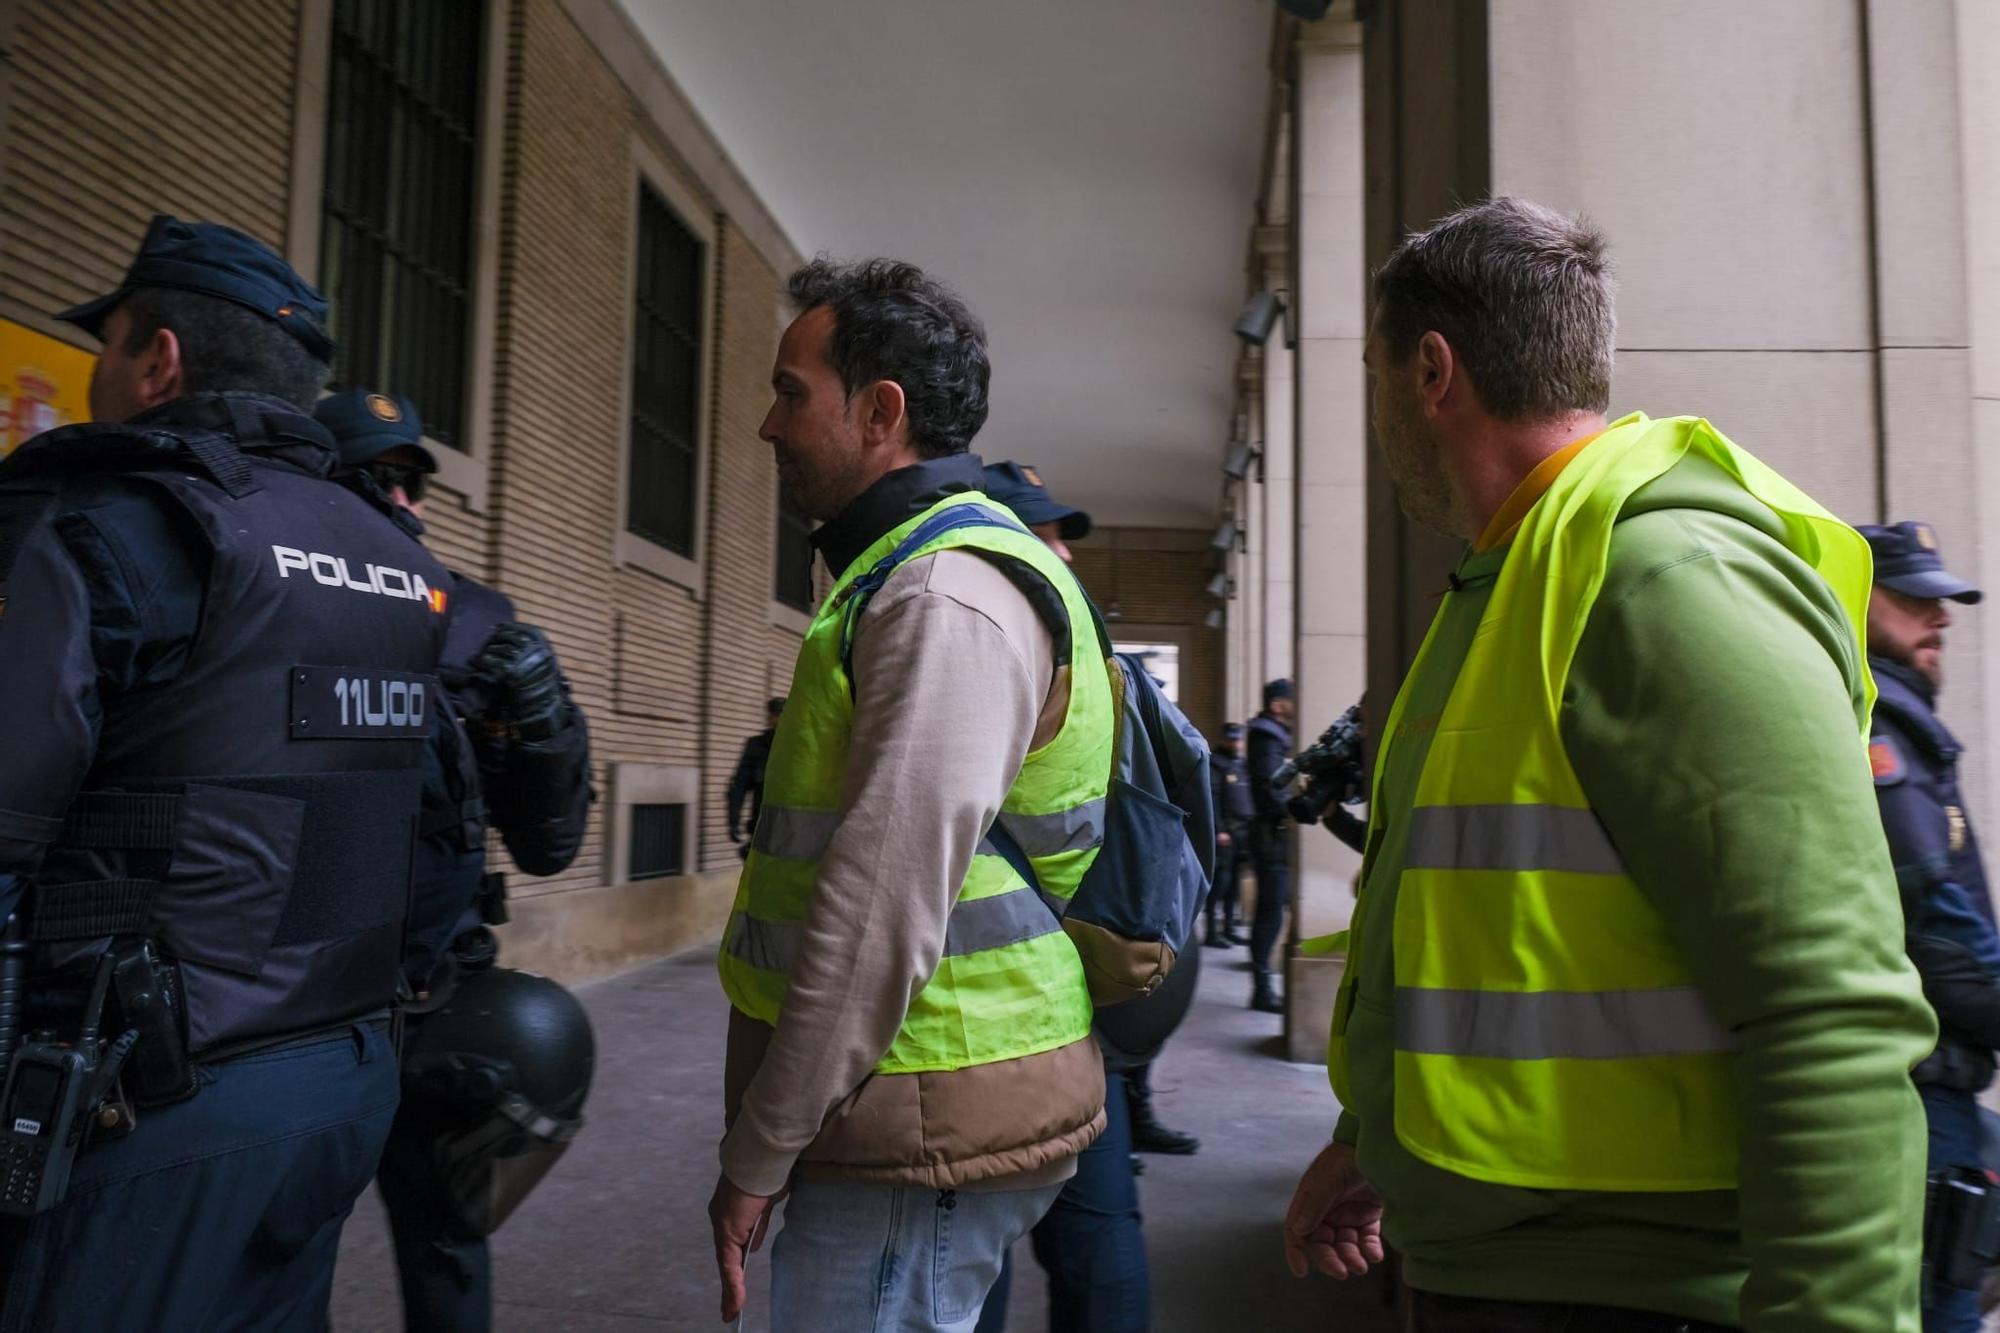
627;183;705;557
321;0;483;448
628;803;686;881
775;495;815;612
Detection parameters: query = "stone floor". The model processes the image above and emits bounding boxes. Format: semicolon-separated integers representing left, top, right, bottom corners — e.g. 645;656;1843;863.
329;939;1400;1331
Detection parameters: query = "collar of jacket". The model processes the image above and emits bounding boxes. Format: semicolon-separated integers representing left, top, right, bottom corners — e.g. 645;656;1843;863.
1248;712;1292;745
809;453;987;577
1870;653;1960;760
129;392;339;476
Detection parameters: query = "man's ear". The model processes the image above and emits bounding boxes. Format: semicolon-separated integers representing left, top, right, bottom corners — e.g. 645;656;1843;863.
1416;330;1455;417
858;378;910;451
136;325;186;411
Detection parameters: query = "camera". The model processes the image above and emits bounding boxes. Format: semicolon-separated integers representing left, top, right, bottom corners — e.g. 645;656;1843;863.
1271;704;1366;826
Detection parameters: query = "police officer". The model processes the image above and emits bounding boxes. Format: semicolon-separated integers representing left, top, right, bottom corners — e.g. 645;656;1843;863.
1246;678;1295;1014
318;388;593;1332
1860;521;2000;1333
1207;722;1253;947
977;460;1157;1332
0;216;448;1327
726;697;786;858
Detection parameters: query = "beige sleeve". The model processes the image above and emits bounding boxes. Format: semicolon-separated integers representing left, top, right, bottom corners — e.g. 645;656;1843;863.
718;549;1056;1195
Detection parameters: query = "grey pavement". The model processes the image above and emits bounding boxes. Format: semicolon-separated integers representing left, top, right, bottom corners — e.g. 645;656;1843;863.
331;941;1400;1332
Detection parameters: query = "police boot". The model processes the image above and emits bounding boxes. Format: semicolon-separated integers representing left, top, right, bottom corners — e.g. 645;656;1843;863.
1250;971;1284;1014
1203;912;1229;948
1127;1075;1199;1156
1222;906;1248;946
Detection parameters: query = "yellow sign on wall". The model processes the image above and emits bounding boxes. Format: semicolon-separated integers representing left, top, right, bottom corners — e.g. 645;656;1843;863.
0;320;95;459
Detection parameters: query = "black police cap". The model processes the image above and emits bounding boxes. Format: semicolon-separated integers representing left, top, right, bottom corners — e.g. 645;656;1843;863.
1857;521;1982;604
57;214;334;361
1223;722;1245;740
314;389;436;471
982;461;1093;541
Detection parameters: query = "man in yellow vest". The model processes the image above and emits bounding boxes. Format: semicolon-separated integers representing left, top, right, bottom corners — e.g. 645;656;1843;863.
1282;197;1936;1331
708;259;1113;1330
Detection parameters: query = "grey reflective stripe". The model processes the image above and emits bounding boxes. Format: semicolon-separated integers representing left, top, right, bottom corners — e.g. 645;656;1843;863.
943;888;1063;957
726;912;802;974
996;799;1106;858
729;888;1060;978
972;843;1070;918
752;806;840;860
1395;986;1738;1060
1404;804;1624;874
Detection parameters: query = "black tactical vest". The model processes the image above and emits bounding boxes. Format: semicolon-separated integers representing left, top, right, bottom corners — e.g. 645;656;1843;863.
0;404;449;1055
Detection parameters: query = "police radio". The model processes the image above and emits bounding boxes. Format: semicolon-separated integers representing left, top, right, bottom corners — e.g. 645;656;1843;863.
0;945;136;1217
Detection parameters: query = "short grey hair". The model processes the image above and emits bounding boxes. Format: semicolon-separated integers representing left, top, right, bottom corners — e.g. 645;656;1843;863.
1371;196;1615;421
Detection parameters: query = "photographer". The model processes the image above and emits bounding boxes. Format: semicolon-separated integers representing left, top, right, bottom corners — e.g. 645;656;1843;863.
321;389;594;1332
1246;679;1296;1014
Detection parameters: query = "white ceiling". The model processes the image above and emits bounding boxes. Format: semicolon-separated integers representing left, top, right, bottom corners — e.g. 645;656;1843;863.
616;0;1274;530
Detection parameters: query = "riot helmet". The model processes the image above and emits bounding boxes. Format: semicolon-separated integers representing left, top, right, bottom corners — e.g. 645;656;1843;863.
401;965;595;1235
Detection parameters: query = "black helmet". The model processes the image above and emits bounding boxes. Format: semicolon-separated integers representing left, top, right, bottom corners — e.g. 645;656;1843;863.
402;966;596;1235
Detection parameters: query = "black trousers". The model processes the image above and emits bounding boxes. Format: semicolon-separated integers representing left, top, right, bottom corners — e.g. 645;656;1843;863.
1209;824;1246;928
1408;1290;1738;1332
1248;819;1291;977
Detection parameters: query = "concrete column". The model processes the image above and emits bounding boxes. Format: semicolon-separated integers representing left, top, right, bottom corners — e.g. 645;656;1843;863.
1961;0;2000;846
1261;311;1296;695
1864;0;1986;824
1284;15;1366;1062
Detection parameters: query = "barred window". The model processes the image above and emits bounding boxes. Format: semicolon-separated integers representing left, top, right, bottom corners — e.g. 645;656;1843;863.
627;184;706;557
628;804;687;881
320;0;483;448
774;495;815;612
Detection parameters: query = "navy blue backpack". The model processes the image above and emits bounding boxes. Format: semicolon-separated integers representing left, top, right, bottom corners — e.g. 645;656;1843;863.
841;503;1216;1005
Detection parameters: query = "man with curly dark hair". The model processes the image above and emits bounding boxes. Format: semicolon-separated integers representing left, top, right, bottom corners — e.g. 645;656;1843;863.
709;258;1115;1331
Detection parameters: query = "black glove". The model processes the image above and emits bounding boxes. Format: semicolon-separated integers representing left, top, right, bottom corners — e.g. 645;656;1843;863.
470;622;570;743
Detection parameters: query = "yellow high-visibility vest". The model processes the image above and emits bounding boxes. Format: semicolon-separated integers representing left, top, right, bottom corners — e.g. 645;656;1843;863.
718;492;1114;1073
1330;413;1874;1190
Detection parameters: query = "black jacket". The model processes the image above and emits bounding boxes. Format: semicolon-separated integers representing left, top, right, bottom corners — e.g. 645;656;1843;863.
1872;655;2000;1087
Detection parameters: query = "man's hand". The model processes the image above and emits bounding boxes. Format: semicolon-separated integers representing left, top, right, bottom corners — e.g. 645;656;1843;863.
1283;1140;1385;1280
1217;830;1233;847
709;1173;781;1323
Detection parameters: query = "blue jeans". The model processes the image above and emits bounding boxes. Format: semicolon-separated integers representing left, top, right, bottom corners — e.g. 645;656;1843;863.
978;1070;1149;1333
1922;1084;1985;1333
0;1021;398;1332
771;1176;1063;1332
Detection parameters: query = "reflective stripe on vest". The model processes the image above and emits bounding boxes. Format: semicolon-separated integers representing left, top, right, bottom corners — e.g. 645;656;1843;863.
718;493;1108;1076
1329;412;1875;1193
1394;985;1739;1060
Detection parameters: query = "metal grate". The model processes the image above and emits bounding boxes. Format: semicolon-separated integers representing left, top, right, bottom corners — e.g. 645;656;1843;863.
627;183;705;556
774;495;816;611
628;803;686;881
320;0;483;447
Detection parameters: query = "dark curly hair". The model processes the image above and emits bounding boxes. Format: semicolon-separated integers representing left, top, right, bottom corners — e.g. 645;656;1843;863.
786;257;989;457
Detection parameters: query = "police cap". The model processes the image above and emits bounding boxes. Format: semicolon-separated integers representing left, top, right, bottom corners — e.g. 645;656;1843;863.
314;389;437;471
1857;521;1982;604
1263;677;1293;704
1223;722;1244;740
57;214;334;360
982;461;1092;541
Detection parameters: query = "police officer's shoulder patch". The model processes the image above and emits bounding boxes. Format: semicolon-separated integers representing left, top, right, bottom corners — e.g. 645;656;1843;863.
1870;733;1907;786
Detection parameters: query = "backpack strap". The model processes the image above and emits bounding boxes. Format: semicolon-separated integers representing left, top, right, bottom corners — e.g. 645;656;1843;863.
838;503;1107;680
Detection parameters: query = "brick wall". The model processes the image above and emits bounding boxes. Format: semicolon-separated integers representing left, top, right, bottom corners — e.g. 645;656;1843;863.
0;0;299;333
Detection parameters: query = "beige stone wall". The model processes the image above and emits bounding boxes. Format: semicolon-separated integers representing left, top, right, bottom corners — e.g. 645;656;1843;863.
0;0;299;336
0;0;810;984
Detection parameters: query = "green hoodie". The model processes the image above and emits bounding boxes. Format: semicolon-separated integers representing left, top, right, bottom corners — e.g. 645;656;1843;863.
1334;450;1935;1329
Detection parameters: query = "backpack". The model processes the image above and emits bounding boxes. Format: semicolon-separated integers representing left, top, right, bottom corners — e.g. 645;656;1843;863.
841;502;1216;1006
